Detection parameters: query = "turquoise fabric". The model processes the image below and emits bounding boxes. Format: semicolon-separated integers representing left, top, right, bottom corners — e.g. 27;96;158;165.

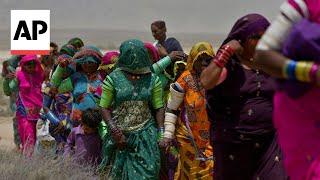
6;55;21;70
51;64;102;124
60;44;77;57
151;56;171;91
72;45;103;65
100;121;160;180
110;68;154;107
70;72;101;111
151;56;171;75
100;68;163;109
117;39;152;74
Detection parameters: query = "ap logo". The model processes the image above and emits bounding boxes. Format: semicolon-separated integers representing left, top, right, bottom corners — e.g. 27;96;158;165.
11;10;50;55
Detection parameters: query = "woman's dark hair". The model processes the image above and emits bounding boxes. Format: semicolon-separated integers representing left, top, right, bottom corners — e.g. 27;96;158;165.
50;42;58;50
81;108;102;129
151;20;166;29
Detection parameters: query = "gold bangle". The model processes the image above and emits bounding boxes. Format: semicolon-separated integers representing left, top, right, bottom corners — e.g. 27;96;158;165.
295;61;313;82
295;62;307;82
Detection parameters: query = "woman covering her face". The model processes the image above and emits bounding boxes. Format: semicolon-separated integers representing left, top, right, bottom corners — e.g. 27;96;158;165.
201;14;288;180
160;42;214;179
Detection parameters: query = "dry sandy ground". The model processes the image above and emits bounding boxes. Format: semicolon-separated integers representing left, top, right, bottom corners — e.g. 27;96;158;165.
0;116;15;150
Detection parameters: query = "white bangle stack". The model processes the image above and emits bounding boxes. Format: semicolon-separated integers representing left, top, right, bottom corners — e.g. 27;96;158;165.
164;112;178;139
167;83;185;110
164;83;185;139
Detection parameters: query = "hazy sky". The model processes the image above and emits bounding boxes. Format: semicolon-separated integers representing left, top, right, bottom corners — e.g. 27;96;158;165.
0;0;283;33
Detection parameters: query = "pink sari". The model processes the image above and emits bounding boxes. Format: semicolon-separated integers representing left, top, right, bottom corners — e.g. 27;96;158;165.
16;55;44;156
274;88;320;180
144;42;160;62
274;1;320;179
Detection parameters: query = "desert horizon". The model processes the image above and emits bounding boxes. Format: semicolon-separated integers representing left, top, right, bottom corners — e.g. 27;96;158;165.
0;28;226;52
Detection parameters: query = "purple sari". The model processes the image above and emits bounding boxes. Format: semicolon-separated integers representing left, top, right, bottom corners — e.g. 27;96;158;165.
206;14;288;180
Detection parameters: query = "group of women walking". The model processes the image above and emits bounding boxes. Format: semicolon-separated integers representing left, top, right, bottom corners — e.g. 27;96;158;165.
2;0;320;179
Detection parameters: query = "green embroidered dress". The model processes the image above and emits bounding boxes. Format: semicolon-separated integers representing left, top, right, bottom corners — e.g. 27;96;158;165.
99;39;164;180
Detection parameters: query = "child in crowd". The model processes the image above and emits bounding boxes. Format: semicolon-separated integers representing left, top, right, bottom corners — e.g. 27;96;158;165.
64;108;102;166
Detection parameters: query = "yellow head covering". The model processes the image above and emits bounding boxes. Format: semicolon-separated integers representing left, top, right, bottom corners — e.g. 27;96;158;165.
186;42;215;71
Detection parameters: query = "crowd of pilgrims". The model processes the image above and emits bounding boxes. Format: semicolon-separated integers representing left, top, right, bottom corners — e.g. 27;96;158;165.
2;0;320;179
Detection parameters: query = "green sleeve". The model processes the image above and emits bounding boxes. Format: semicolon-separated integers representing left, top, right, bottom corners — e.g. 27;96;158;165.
3;78;11;96
152;76;164;109
51;65;67;87
10;78;18;92
151;56;171;75
3;78;18;96
58;78;73;93
99;76;115;108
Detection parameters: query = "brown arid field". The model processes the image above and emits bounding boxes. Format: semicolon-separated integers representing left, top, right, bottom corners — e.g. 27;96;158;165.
0;147;100;180
0;74;15;150
0;117;15;150
0;118;100;180
0;77;101;180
